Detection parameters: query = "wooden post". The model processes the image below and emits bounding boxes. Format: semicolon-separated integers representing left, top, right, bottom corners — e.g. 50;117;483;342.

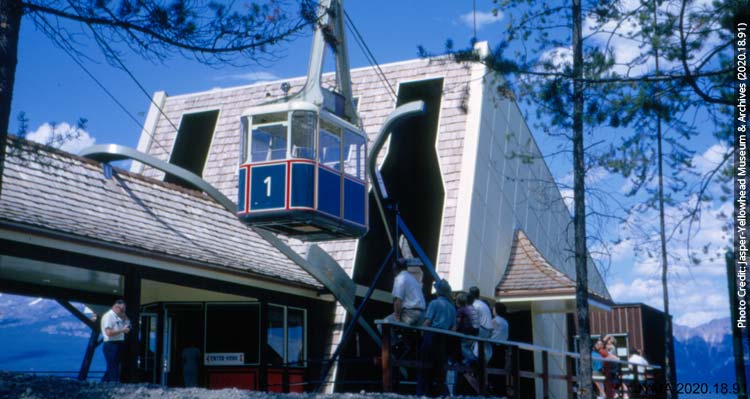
603;361;614;398
541;350;549;399
259;301;269;391
478;340;487;395
381;323;392;392
156;303;165;385
283;366;290;393
509;346;519;399
504;346;513;398
565;356;575;399
633;365;640;398
123;268;141;383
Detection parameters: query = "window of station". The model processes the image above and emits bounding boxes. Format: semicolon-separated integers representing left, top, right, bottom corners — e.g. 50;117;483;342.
251;112;288;162
205;303;260;365
165;109;219;186
291;111;316;160
266;305;307;367
343;130;365;180
318;121;341;170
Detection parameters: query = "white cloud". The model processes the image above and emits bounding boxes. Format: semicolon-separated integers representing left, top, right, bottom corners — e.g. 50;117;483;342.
537;46;573;72
26;122;95;154
609;275;729;327
559;166;610;186
675;310;727;328
582;0;724;77
692;142;732;175
609;278;662;302
459;10;503;30
604;185;731;327
217;71;280;83
559;187;574;214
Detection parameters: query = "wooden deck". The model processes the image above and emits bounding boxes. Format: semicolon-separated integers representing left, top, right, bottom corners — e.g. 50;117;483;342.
377;320;662;398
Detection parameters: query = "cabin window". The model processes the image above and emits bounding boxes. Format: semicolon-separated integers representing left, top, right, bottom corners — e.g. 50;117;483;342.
165;109;219;185
318;121;341;170
291;111;316;160
266;305;307;367
240;116;249;164
251;112;288;162
204;303;260;365
343;130;366;180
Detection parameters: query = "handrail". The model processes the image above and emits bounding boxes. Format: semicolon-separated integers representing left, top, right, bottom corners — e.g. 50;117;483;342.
376;319;662;369
378;320;663;398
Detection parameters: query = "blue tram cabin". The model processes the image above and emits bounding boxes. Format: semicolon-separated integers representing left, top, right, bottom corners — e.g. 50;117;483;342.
237;101;368;241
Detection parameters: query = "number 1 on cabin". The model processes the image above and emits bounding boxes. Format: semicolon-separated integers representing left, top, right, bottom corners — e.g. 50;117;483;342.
250;164;286;210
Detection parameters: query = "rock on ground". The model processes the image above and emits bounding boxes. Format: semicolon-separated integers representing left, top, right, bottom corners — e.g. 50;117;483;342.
0;372;493;399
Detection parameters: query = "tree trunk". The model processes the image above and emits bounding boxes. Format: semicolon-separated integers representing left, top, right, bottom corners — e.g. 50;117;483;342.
572;0;593;398
652;5;676;395
0;0;22;196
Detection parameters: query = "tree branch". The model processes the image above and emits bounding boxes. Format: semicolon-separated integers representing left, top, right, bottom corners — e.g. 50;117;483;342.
678;0;732;105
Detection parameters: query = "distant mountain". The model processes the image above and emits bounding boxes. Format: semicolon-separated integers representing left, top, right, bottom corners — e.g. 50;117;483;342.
0;292;747;389
673;317;747;394
0;293;105;375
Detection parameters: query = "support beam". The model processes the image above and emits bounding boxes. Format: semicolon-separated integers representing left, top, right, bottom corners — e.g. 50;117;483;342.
0;278;117;305
122;268;141;383
56;299;97;330
54;299;101;381
79;326;101;380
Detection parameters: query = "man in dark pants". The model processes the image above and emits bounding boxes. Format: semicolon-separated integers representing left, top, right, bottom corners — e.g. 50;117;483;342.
417;279;455;397
101;299;131;382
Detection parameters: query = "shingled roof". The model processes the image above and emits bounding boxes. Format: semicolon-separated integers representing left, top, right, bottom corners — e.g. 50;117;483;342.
496;229;605;300
0;137;322;289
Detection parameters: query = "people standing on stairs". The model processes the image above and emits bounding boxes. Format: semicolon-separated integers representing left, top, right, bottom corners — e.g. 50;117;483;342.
384;257;426;326
455;293;479;364
488;302;510;396
417;279;455;397
491;302;509;342
469;286;494;364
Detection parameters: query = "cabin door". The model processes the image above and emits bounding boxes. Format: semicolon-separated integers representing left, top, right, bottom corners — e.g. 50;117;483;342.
138;312;159;383
161;309;172;386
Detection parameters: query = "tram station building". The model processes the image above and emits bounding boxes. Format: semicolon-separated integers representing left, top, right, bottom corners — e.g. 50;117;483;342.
0;42;673;397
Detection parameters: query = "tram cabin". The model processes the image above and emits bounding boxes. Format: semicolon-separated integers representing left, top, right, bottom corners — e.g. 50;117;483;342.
237;101;368;241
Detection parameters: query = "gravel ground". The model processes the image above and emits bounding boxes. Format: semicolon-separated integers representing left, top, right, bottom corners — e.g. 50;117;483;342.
0;372;490;399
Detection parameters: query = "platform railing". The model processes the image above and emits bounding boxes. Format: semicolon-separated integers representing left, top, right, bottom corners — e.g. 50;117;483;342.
377;320;662;398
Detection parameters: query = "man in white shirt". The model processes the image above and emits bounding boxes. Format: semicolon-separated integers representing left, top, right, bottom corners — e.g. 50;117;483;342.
469;286;494;364
101;299;131;382
491;303;509;342
385;258;426;326
628;348;649;375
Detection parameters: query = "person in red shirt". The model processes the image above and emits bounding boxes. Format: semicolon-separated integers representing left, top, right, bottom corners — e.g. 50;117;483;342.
597;338;618;398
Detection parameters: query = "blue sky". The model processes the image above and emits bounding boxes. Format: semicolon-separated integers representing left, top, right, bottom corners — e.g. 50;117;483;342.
9;0;731;328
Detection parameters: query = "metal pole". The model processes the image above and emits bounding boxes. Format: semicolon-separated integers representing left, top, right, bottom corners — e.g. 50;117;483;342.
367;101;426;246
315;247;396;392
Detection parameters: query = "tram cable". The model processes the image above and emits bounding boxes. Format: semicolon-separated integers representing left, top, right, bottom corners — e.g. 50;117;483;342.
343;10;398;100
34;15;153;147
71;8;179;154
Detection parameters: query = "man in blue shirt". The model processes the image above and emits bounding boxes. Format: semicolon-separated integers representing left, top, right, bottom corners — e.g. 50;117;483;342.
417;279;455;396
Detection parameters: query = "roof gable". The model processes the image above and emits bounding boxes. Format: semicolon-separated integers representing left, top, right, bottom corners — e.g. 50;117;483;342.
496;229;576;295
